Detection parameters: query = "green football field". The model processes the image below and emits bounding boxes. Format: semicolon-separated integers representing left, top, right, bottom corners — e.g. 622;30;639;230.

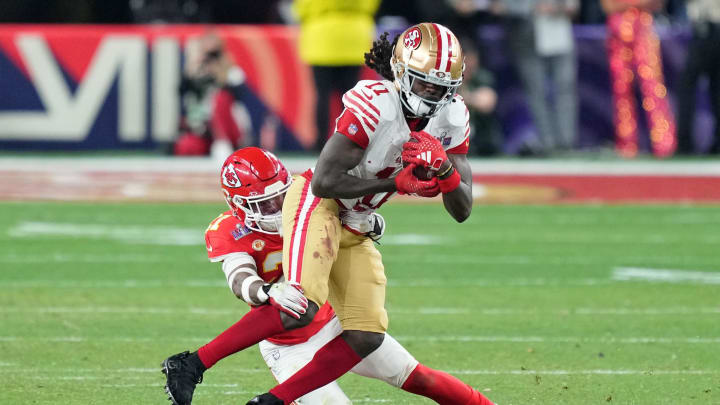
1;201;719;405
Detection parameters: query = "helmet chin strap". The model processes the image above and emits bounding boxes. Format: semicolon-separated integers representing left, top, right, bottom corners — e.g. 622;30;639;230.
247;213;283;235
401;91;436;118
406;93;434;117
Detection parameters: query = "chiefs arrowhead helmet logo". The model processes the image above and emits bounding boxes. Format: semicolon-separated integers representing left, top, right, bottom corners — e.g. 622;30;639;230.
222;164;242;188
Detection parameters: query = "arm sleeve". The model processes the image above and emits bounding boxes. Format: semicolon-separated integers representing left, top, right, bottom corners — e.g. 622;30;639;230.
337;85;384;147
335;108;370;148
221;252;268;305
221;252;258;288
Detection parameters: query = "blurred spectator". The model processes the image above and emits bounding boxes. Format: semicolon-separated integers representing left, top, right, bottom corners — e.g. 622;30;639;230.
129;0;212;23
414;0;500;45
494;0;579;155
676;0;720;155
376;0;421;28
460;43;503;155
601;0;676;158
579;0;606;23
175;32;253;162
293;0;380;151
0;0;285;24
0;0;132;23
209;0;285;24
652;0;686;25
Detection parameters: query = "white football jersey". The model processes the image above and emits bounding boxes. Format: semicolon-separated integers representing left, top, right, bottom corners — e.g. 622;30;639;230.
333;79;470;211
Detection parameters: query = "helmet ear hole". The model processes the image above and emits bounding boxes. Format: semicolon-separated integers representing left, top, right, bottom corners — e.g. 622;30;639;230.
231;195;246;209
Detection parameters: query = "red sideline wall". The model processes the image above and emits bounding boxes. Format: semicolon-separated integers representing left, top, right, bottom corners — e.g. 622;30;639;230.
472;174;720;203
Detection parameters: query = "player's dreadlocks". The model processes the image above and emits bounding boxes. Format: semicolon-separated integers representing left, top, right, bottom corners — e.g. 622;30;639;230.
364;32;399;82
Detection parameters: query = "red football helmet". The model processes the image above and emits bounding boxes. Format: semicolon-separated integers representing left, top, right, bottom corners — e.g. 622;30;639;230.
220;147;292;234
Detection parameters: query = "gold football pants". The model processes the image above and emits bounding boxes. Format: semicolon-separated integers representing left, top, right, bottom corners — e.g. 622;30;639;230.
282;175;388;333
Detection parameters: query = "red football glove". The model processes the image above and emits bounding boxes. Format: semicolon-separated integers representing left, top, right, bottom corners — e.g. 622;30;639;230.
394;163;441;197
402;131;448;172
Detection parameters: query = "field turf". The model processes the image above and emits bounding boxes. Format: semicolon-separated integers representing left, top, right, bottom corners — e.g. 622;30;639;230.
1;201;719;404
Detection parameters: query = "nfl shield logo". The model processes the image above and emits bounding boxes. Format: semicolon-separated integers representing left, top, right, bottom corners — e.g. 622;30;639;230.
348;123;358;135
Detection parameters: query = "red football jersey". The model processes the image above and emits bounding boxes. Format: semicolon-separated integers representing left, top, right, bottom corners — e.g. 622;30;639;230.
205;210;334;345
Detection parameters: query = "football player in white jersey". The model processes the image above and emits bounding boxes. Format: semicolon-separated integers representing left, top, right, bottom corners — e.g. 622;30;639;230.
242;23;476;405
157;23;479;405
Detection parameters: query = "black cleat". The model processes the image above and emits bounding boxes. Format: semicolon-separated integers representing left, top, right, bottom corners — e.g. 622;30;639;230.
161;351;206;405
246;392;284;405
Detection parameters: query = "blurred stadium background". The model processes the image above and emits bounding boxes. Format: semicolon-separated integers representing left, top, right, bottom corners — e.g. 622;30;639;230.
1;1;719;404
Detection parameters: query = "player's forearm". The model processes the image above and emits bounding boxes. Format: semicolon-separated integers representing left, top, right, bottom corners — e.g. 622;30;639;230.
440;154;473;222
442;182;473;222
311;172;396;199
313;133;396;199
230;271;268;305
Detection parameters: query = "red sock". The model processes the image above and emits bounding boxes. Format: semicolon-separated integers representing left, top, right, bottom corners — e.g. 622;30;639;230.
269;335;362;404
197;305;285;369
401;363;494;405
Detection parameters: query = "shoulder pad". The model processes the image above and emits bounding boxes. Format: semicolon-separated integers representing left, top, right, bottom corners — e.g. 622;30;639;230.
349;80;398;122
444;96;469;128
205;212;247;240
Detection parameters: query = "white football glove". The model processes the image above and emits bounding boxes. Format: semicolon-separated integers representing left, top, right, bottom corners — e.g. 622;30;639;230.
340;210;386;242
259;281;308;319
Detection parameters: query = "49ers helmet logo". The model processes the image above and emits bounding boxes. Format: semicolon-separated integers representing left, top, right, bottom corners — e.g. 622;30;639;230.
222;164;242;188
403;27;422;50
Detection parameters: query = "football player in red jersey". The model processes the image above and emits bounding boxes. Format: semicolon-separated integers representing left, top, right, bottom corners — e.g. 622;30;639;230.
162;147;493;405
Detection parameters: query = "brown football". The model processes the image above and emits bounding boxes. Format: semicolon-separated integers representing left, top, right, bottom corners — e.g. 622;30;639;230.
413;165;434;180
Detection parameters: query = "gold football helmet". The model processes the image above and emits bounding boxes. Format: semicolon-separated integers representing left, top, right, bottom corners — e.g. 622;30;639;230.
391;23;464;118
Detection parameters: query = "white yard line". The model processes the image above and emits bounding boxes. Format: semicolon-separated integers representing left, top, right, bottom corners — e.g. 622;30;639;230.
99;383;244;388
8;222;202;246
0;252;206;264
394;336;720;344
388;278;611;287
7;367;262;374
613;267;720;284
6;222;446;247
0;278;613;288
2;305;718;316
2;271;719;289
8;368;717;377
380;234;445;245
1;335;719;344
0;279;226;288
447;369;718;375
